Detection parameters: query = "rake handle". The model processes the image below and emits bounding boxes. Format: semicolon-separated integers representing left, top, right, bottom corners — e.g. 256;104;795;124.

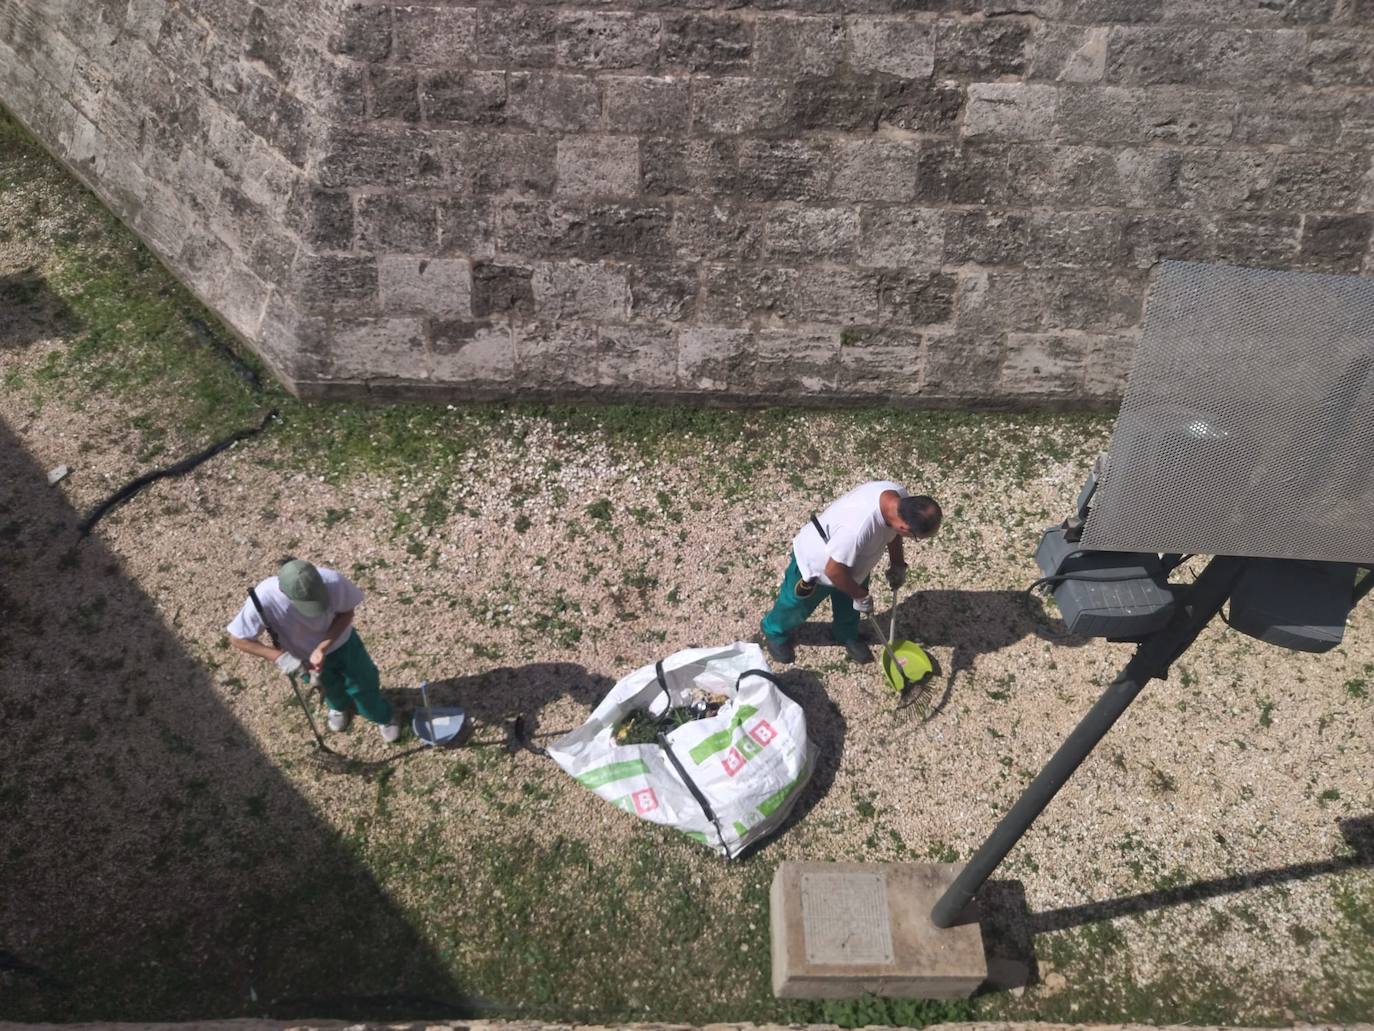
865;610;906;684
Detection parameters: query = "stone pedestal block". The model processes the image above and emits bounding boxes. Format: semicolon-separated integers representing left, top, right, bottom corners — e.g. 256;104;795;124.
769;861;986;1000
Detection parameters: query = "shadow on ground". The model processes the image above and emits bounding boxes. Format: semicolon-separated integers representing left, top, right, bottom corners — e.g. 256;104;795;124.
422;661;613;739
793;587;1087;718
977;814;1374;990
0;419;471;1022
0;270;77;347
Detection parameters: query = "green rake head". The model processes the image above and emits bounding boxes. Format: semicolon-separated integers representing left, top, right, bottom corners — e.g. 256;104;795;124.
881;640;936;717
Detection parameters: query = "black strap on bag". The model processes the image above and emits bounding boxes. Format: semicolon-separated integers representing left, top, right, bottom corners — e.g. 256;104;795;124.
738;668;785;693
810;513;829;543
652;658;734;855
654;659;671;710
651;659;795;862
658;731;733;861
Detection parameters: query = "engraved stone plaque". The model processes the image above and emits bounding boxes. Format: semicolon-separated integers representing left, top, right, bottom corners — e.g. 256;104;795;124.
800;871;894;965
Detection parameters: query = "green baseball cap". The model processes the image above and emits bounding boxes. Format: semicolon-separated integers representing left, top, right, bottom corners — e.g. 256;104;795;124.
279;559;329;617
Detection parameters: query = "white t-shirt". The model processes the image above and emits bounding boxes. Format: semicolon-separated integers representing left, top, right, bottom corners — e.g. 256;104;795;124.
226;567;364;661
792;480;909;588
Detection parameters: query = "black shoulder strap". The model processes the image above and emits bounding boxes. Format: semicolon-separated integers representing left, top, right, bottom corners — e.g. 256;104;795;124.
247;587;282;650
658;731;734;861
810;513;829;543
738;668;785;692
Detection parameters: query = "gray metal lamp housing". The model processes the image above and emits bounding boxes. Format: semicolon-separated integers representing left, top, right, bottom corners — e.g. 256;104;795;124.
1031;260;1374;651
1033;455;1177;640
1035;458;1371;651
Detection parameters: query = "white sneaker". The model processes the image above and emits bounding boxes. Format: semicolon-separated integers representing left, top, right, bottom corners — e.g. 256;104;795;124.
326;709;351;732
379;719;401;744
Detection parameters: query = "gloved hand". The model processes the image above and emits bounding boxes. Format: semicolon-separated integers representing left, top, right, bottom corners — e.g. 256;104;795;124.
853;594;874;614
886;563;908;590
275;652;303;676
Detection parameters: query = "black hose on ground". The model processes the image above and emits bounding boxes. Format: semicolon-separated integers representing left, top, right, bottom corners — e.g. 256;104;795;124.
77;408;277;537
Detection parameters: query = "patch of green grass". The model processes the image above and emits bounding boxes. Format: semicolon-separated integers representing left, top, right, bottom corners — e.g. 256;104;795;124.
925;841;958;862
622;562;658;593
1325;879;1374;1020
585;498;613;523
799;994;971;1028
1345;678;1368;700
528;590;583;648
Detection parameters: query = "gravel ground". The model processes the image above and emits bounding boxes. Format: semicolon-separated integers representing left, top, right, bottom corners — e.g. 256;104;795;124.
3;303;1372;1021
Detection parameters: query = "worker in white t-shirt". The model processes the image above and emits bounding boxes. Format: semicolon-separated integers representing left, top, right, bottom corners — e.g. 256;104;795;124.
760;482;942;665
227;559;400;742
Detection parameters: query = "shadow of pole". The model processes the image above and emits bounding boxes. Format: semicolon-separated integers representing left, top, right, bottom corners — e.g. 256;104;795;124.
0;419;471;1021
1030;814;1374;935
975;815;1374;990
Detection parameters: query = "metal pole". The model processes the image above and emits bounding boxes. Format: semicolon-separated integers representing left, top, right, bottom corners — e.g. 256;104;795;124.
930;555;1247;929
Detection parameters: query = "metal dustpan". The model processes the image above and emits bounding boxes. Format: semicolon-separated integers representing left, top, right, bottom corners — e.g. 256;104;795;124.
412;680;468;748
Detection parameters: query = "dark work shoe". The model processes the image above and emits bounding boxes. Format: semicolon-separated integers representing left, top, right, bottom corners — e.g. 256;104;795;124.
761;628;796;664
842;639;873;664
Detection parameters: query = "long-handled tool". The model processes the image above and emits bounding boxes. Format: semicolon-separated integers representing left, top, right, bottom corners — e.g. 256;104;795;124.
864;579;935;716
248;587;363;773
283;666;362;773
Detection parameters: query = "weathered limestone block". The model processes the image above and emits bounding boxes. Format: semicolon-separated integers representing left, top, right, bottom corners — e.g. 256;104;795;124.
431;319;516;383
556;136;641;198
515;321;601;388
678;327;752;392
962;84;1058;141
531;261;633;321
3;0;1371;406
599;325;677;389
837;327;923;397
1000;332;1091;396
379;257;473;318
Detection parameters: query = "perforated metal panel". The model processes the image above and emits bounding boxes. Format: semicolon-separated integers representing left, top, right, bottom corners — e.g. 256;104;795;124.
1081;261;1374;563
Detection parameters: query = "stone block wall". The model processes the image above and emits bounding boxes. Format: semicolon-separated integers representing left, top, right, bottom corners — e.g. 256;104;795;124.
3;0;1373;406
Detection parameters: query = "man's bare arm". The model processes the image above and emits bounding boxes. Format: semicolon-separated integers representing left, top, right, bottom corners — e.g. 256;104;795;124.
824;558;869;602
229;635;283;663
309;610;355;669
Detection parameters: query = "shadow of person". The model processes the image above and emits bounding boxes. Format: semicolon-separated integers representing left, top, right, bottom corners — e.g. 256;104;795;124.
0;419;472;1021
0;271;78;348
896;588;1090;717
790;587;1086;720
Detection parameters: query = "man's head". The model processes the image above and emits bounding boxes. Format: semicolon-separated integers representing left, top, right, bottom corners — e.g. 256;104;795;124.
894;495;942;539
278;559;329;617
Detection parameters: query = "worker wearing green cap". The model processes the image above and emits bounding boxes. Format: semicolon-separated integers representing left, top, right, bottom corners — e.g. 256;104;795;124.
227;559;400;742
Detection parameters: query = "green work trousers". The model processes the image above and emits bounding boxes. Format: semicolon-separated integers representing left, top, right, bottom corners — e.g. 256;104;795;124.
761;555;868;646
317;632;392;725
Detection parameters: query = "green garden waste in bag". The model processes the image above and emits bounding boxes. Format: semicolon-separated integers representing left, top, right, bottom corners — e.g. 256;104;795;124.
548;642;816;859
